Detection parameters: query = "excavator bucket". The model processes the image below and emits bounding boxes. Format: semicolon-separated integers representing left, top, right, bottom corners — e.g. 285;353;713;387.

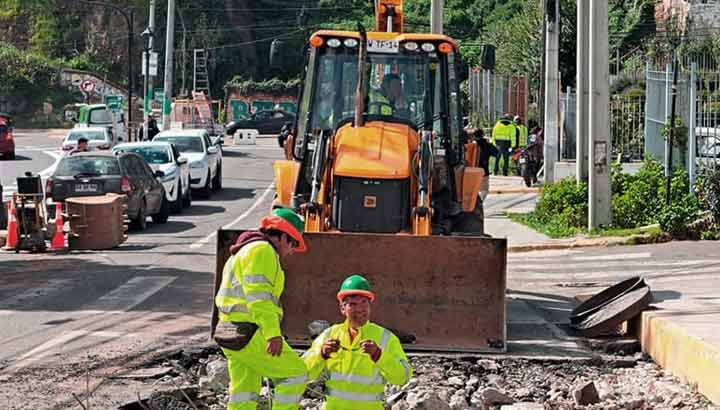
215;230;507;353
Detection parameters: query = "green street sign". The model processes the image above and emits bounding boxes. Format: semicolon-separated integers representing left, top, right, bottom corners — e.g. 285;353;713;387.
105;95;124;110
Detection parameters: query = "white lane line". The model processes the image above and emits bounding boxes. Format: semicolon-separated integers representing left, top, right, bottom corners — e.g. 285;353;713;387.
510;259;707;271
189;182;275;249
39;150;63;176
82;276;177;313
570;252;652;261
510;264;720;279
0;279;74;316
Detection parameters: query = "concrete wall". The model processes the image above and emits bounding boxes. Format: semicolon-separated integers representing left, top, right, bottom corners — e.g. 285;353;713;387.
225;90;297;121
554;161;643;182
656;0;720;33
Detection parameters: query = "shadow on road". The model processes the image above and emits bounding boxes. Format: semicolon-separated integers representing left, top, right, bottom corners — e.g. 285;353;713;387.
1;155;32;161
221;150;249;158
209;187;255;201
181;204;226;216
142;220;197;235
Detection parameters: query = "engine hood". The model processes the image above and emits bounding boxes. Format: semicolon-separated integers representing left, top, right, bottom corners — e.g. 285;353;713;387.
332;121;416;179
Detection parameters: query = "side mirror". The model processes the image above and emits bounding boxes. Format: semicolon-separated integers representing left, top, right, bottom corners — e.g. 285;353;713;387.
154;170;165;178
207;146;219;155
177;157;188;164
226;121;239;136
217;137;224;146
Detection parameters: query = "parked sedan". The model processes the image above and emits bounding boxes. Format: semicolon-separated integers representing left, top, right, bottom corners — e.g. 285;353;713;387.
113;141;191;213
153;129;223;198
226;109;295;135
61;127;116;152
46;151;168;230
0;113;15;160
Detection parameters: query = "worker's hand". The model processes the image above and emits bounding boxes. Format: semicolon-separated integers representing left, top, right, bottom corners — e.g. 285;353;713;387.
360;340;382;362
266;336;283;357
321;339;340;359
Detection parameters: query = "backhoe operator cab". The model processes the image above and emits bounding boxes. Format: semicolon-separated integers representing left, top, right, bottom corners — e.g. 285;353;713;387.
276;28;483;236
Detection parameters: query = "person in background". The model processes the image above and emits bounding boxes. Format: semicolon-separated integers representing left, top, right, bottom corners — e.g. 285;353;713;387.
491;114;516;176
69;137;90;155
471;128;498;202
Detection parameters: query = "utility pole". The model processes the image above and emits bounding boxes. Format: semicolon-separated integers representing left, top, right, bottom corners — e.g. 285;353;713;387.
543;0;559;184
431;0;443;34
142;0;156;140
588;0;612;228
576;0;589;182
162;0;176;130
666;50;680;205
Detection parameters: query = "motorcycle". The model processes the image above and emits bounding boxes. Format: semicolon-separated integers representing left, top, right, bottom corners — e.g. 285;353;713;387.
513;142;543;187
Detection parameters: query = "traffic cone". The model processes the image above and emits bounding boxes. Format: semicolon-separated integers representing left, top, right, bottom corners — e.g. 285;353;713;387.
4;196;18;250
50;202;66;251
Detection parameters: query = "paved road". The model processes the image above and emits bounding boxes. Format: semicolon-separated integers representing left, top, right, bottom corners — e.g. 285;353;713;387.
0;130;64;201
0;133;284;409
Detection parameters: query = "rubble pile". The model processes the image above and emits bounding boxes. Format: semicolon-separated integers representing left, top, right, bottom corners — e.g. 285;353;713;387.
125;348;715;410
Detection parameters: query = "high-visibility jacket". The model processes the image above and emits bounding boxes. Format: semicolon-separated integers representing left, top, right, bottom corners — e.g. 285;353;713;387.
303;320;413;410
492;120;516;146
215;241;284;340
516;124;528;148
368;89;393;116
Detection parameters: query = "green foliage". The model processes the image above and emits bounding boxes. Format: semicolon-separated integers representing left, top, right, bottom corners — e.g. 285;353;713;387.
224;77;300;96
658;194;700;238
696;167;720;224
534;177;589;229
0;41;60;95
660;117;689;153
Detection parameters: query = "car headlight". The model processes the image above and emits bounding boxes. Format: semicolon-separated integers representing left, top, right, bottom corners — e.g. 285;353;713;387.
190;162;205;168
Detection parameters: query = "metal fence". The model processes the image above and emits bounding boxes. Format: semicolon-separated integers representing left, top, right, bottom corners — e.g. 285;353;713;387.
468;68;528;126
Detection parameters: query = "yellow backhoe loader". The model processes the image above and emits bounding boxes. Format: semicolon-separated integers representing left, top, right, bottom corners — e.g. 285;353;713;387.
216;0;507;352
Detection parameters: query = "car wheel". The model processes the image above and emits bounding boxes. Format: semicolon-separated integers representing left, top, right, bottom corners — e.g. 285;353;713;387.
152;196;170;224
198;170;212;198
170;178;183;213
131;200;147;231
182;177;192;208
212;163;222;191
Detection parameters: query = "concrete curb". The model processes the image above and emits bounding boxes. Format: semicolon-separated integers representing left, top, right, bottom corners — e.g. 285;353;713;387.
507;233;670;253
637;308;720;405
489;187;540;195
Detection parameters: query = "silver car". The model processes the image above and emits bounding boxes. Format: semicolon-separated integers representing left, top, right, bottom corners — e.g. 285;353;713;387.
61;127;116;153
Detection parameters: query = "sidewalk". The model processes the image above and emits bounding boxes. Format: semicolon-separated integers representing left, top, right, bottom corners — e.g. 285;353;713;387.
485;177;720;405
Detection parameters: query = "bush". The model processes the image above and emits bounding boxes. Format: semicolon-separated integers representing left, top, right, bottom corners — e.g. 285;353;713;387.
534;177;588;228
658;194;700;238
696;167;720;224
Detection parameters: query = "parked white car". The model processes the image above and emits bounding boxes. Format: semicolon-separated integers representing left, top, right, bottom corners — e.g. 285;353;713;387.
153;129;223;198
113;141;191;212
61;127;116;152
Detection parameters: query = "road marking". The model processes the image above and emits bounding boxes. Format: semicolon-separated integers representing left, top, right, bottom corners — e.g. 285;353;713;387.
511;259;707;271
39;150;63;176
569;252;652;261
0;279;73;316
189;182;275;249
82;276;176;313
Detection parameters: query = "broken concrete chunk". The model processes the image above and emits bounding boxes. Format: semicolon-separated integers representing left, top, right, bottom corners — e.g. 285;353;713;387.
477;359;499;371
500;403;544;410
446;376;465;387
572;381;600;406
480;387;514;406
405;390;451;410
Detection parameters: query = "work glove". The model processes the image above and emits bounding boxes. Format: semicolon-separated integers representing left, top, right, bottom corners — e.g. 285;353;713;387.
266;336;283;357
360;340;382;362
321;339;340;359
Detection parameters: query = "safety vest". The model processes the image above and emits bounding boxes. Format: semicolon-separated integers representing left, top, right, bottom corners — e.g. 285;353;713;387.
492;121;516;145
215;241;284;340
303;320;413;410
368;89;393;116
517;124;528;147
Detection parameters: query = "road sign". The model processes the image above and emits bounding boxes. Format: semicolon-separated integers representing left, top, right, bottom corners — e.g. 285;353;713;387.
80;80;96;93
142;52;159;77
105;95;124;111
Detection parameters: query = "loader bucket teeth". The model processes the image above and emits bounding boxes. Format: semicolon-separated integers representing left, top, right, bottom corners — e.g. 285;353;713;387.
216;230;507;353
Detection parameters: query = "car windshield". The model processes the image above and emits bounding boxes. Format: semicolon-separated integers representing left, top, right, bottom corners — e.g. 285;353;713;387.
67;130;106;141
154;136;204;153
89;109;113;125
117;146;171;164
55;156;121;176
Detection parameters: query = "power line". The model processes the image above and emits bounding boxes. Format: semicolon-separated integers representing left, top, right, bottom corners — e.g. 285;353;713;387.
204;28;306;51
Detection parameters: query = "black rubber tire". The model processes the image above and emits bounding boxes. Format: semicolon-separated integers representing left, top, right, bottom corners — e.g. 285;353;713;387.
212;163;222;191
131;200;147;230
198;170;212;198
182;178;192;208
520;163;532;187
152;196;170;224
170;178;183;214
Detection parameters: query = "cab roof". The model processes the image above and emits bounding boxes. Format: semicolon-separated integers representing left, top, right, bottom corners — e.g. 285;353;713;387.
310;30;459;49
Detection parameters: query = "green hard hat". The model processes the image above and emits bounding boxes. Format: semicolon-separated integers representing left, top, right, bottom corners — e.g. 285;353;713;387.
337;274;375;302
272;207;304;234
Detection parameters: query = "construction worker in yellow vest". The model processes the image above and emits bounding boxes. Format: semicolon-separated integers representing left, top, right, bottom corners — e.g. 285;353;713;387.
368;73;407;117
492;114;517;176
214;208;309;410
303;274;413;410
514;115;529;148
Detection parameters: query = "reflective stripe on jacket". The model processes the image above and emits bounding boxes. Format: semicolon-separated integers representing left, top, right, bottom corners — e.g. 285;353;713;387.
492;120;516;144
303;320;412;410
517;124;528;147
368;89;393;116
215;241;284;340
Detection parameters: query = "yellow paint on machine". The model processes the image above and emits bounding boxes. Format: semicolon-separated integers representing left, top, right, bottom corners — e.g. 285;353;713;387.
639;310;720;405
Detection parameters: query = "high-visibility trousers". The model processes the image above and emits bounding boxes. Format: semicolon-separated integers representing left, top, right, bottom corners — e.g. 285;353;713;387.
222;331;308;410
